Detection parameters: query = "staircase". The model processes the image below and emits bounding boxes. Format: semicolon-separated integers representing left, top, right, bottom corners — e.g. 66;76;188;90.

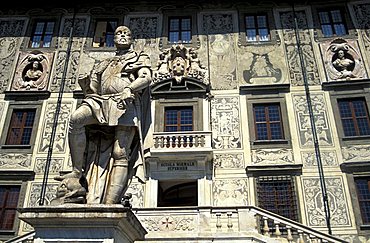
7;206;348;243
133;206;348;243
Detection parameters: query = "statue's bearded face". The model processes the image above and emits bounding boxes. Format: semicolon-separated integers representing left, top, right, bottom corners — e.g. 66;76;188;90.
114;26;132;49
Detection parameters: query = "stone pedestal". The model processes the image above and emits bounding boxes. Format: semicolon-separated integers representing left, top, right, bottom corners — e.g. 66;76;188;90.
18;204;147;243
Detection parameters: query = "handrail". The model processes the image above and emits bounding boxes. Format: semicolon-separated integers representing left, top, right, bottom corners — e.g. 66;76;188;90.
4;231;35;243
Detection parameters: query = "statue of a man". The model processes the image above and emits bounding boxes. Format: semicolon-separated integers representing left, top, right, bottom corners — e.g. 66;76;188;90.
53;26;152;204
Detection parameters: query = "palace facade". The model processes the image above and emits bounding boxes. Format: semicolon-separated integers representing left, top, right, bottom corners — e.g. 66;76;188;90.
1;0;370;242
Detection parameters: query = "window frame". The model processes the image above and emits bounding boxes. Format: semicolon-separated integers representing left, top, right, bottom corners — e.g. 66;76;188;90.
346;173;370;231
318;8;347;37
0;179;29;240
168;16;192;44
253;103;284;141
245;13;270;42
0;102;42;152
312;5;355;40
164;106;194;132
91;18;119;48
255;176;300;223
238;9;277;46
354;176;370;225
154;98;202;132
337;98;370;137
246;92;291;149
162;10;198;48
5;109;37;146
85;16;123;51
0;185;21;231
327;84;370;147
27;19;57;49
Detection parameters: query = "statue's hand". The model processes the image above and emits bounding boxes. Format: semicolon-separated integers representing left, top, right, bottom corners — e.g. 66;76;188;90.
78;73;90;82
120;87;135;101
117;87;134;109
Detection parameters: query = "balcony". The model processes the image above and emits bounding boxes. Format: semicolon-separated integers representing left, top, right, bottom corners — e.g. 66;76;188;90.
151;131;213;160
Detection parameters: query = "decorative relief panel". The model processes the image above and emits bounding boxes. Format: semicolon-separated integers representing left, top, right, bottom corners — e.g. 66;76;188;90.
301;151;338;167
38;101;73;153
153;44;209;85
0;153;31;169
211;97;241;149
213;178;248;206
0;19;26;92
239;45;285;85
251;149;293;165
292;94;333;147
58;17;87;50
140;215;195;232
353;4;370;57
126;181;144;208
302;177;350;227
214;153;244;169
28;182;58;206
320;38;366;80
128;16;159;64
51;51;80;92
34;157;64;174
51;17;87;92
11;51;54;91
279;11;320;86
201;13;237;90
342;145;370;162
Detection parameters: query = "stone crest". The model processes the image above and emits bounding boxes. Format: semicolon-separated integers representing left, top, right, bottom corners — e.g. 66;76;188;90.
153;44;208;84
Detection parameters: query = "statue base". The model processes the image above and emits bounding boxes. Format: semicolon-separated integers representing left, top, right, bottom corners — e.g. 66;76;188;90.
18;204;147;243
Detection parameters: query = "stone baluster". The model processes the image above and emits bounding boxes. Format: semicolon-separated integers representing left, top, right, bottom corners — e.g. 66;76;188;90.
200;135;205;147
274;221;281;238
180;135;184;147
227;212;233;231
216;213;222;231
194;135;199;148
286;226;294;243
297;230;305;243
262;217;270;236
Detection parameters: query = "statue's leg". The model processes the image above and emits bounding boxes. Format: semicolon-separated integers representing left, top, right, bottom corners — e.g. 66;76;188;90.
55;105;98;181
104;126;136;204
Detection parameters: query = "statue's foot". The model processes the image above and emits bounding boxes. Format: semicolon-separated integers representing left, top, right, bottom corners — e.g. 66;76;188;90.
54;171;81;181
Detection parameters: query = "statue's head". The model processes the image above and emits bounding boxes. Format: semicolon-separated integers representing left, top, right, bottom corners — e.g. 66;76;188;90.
114;25;132;50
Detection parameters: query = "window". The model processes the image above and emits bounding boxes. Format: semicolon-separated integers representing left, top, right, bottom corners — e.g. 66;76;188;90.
338;98;370;137
92;20;118;48
253;103;284;140
355;177;370;224
318;9;347;37
30;20;55;48
168;17;192;43
256;176;299;221
165;107;193;132
245;14;269;42
0;185;20;230
158;180;197;207
5;109;36;145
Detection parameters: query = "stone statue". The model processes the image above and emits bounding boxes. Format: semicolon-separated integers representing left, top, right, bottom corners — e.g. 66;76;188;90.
52;26;152;205
332;49;355;78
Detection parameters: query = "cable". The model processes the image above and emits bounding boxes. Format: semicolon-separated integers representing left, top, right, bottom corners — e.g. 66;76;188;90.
292;3;332;235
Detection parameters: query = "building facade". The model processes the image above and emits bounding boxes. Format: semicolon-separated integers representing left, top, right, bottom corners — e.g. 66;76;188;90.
0;0;370;242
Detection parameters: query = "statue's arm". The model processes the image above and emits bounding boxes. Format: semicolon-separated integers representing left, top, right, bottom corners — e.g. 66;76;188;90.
119;66;152;102
78;59;111;95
